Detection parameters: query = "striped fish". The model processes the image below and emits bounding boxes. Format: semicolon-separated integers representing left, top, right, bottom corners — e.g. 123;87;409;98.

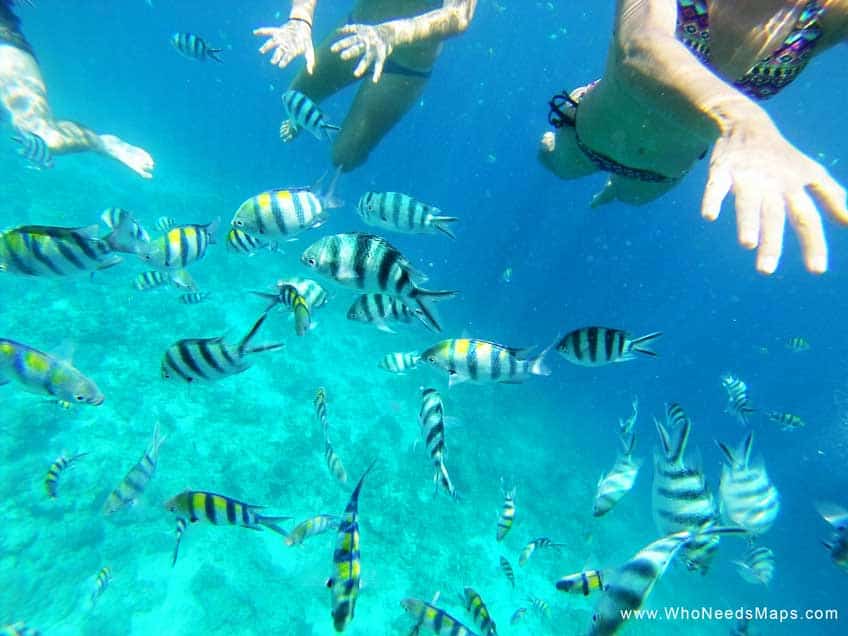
170;268;198;291
276;277;328;309
0;224;121;277
652;404;720;574
402;598;480;636
496;483;516;541
462;587;497;636
12;130;53;169
285;514;340;547
589;527;747;636
499;556;515;588
618;397;638;437
356;191;458;239
328;460;377;632
594;433;642;517
155;216;177;233
518;537;564;567
45;452;87;499
816;501;848;572
721;374;755;426
102;422;165;514
378;351;421;374
0;339;104;405
1;621;40;636
100;207;150;254
253;283;310;335
556;327;661;366
281;89;340;141
785;336;810;352
555;568;605;596
232;187;332;239
226;227;275;256
316;388;348;484
509;609;527;626
178;291;210;305
347;293;432;333
90;566;112;606
160;310;284;383
164;490;290;534
170;32;222;62
140;222;216;269
420;338;550;386
418;387;457;499
171;516;188;566
133;270;171;291
733;544;775;585
766;411;805;431
716;431;780;534
527;596;550;619
301;233;456;332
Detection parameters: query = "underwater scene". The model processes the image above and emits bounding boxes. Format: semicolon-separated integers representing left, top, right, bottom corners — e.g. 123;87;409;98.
1;1;847;635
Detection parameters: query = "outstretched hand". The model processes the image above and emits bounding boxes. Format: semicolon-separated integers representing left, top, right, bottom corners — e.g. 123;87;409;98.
702;119;848;274
254;20;315;74
331;24;393;83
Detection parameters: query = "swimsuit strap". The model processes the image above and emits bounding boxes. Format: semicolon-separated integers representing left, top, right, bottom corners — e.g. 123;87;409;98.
677;0;711;62
574;132;680;183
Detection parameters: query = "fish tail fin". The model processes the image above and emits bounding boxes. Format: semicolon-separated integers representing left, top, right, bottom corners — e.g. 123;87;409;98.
431;216;458;239
149;420;167;458
351;458;378;502
629;331;662;357
409;288;458;332
207;48;224;63
529;340;555;377
315;165;344;209
237;310;285;356
249;291;281;313
322;123;342;140
104;211;149;255
255;514;292;536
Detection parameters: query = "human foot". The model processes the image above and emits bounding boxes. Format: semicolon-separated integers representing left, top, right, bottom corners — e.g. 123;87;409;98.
100;134;154;178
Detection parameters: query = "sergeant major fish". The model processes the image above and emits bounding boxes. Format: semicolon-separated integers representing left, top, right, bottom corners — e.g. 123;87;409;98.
816;501;848;572
285;514;340;547
231;186;337;240
556;568;605;596
301;233;456;332
281;89;340;141
347;293;433;333
276;277;328;310
462;587;497;636
155;216;177;233
328;460;377;632
378;351;421;374
716;431;780;535
721;374;755;426
766;411;805;431
733;544;776;585
161;310;284;383
170;32;223;62
0;339;104;405
178;291;210;305
133;270;171;291
518;537;564;567
316;387;347;484
102;422;165;514
401;598;480;636
496;482;516;541
594;433;642;517
356;191;458;239
171;516;188;566
45;452;87;499
226;227;276;256
252;283;310;335
499;556;515;588
140;221;217;270
556;327;661;366
420;338;550;386
90;566;112;607
652;404;719;574
0;224;121;277
164;490;290;535
418;387;457;499
1;621;40;636
100;207;150;254
12;130;52;169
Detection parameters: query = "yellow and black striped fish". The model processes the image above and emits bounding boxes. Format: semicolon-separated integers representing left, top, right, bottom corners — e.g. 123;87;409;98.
556;327;661;367
418;387;457;499
90;566;112;606
766;411;805;431
141;222;216;269
462;587;497;636
254;284;311;335
285;514;340;547
721;374;755;426
518;537;564;566
0;224;121;277
356;191;458;239
556;569;605;596
1;620;41;636
785;336;810;352
171;516;188;566
45;451;87;499
226;227;274;256
155;216;177;233
527;596;550;619
401;598;479;635
717;431;780;535
499;556;515;588
328;460;377;632
133;270;171;291
378;351;421;375
420;338;550;386
164;490;290;535
232;188;331;239
102;422;164;514
178;291;210;305
281;89;340;141
496;483;516;541
316;388;347;484
100;207;150;254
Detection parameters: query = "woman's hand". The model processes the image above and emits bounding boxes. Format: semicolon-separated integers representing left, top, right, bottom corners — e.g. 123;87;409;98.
254;20;316;73
702;117;848;274
331;24;394;83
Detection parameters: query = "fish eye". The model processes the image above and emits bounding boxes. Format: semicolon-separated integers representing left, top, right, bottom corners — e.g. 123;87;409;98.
234;219;243;227
427;355;437;363
592;614;598;623
75;395;85;402
306;257;316;266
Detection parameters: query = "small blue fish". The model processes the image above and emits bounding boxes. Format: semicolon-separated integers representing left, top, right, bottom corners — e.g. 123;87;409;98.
12;130;53;169
281;90;340;141
170;33;222;62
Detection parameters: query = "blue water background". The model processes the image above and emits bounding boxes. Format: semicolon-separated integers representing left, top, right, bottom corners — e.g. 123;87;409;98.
1;1;847;635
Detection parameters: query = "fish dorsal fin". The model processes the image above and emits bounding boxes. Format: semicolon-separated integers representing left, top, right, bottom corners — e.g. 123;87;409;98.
670;420;691;464
715;439;736;467
741;431;755;469
237;311;270;356
654;417;672;460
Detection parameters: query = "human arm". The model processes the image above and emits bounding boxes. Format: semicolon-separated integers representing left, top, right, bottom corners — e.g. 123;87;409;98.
614;0;848;274
254;0;318;73
330;0;477;82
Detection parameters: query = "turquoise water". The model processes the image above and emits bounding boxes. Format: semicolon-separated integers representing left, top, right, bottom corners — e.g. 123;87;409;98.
2;2;847;635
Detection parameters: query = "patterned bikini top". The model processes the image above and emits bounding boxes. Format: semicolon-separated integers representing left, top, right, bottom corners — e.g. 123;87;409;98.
677;0;825;100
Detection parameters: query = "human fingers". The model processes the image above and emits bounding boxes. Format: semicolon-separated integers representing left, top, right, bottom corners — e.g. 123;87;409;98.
734;185;762;250
353;49;372;79
755;191;785;275
253;27;277;37
305;40;316;75
809;174;848;226
371;55;385;83
271;46;292;67
331;33;358;55
701;163;732;221
787;191;828;274
258;37;277;55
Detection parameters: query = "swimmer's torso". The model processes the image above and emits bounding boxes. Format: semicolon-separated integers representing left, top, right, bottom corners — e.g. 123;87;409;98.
351;0;445;71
